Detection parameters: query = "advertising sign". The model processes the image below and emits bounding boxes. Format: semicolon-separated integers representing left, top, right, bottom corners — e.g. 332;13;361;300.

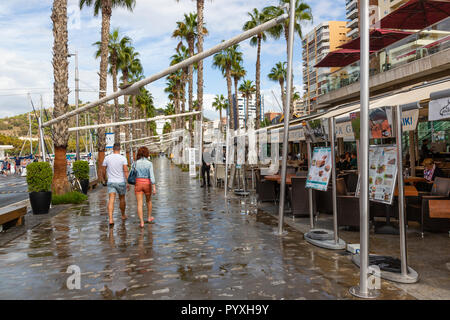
302;119;328;143
429;97;450;121
356;145;398;205
351;107;394;139
105;133;115;149
335;121;354;140
306;147;332;191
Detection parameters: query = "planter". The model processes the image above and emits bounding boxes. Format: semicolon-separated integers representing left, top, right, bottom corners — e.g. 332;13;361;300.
29;191;52;215
80;179;89;195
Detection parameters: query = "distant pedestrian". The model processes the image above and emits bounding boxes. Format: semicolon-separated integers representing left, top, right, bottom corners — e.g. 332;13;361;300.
134;146;156;228
201;147;212;188
102;143;129;226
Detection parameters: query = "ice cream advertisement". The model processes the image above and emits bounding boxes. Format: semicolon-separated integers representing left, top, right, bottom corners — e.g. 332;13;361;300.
306;147;332;191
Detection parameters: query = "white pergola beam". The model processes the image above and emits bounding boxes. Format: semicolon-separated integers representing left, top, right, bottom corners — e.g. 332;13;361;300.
43;13;288;128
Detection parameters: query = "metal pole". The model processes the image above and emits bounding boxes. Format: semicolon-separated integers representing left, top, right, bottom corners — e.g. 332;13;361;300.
329;117;339;243
350;0;378;299
43;13;288;128
277;0;295;236
38;117;46;162
75;51;80;160
225;119;230;198
395;105;408;276
307;140;314;229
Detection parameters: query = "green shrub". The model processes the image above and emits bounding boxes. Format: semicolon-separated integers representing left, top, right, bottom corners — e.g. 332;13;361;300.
26;162;53;193
52;191;88;205
72;160;89;180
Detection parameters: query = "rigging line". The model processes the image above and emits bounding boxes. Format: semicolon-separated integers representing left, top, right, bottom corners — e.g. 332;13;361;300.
28;94;52;158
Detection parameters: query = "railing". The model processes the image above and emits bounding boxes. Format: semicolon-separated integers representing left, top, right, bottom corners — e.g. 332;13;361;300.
318;17;450;96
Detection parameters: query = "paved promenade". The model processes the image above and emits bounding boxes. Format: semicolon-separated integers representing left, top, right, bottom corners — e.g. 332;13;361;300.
0;157;413;299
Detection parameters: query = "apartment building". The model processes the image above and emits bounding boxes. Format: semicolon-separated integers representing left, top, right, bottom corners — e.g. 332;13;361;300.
231;93;264;128
302;21;349;113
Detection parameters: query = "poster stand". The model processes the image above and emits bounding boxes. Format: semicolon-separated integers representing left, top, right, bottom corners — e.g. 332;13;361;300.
304;118;346;250
352;105;419;284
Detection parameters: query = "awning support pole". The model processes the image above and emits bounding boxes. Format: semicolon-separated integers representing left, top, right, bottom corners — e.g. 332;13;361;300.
329;117;339;244
395;105;409;276
307;140;314;229
350;0;379;299
277;0;295;236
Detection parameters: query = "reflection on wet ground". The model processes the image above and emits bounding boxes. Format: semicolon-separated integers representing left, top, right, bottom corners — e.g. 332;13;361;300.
0;158;414;299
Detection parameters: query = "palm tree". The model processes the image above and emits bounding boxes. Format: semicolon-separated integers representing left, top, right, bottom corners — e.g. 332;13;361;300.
264;0;312;58
212;94;228;132
93;28;130;144
117;44;139;163
239;80;256;129
264;0;312;114
173;1;210;128
212;43;243;130
51;0;70;195
243;8;268;129
170;45;190;132
79;0;136;177
268;62;287;111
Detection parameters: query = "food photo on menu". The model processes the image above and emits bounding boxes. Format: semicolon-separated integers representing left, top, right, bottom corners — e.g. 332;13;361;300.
306;147;332;191
367;145;398;204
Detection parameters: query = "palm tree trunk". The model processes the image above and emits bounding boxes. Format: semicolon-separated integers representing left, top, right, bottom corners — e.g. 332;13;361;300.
280;79;286;111
97;0;112;181
188;39;194;146
245;95;249;130
196;0;205;123
111;57;120;144
233;76;239;130
132;95;137;160
255;36;262;129
226;68;234;130
51;0;70;195
122;71;131;164
219;108;223;132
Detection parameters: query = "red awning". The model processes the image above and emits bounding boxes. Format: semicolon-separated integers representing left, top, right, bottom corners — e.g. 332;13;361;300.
339;29;413;51
379;0;450;30
315;49;375;68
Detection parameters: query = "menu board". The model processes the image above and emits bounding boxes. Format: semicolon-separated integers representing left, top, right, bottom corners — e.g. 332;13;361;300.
306;147;332;191
356;145;398;204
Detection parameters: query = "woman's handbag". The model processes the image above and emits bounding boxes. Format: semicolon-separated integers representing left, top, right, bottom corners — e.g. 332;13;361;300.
127;162;137;185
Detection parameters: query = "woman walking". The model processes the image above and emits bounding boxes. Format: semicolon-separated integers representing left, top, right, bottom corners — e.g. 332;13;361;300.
134;147;156;228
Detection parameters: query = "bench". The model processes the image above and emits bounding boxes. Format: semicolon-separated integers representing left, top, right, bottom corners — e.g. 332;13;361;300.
0;204;27;231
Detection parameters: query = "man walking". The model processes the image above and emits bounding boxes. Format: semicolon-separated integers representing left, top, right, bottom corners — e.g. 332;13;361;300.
201;147;212;188
102;143;129;226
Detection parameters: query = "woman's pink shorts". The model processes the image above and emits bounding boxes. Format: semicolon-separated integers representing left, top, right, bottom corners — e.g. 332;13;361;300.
135;178;152;196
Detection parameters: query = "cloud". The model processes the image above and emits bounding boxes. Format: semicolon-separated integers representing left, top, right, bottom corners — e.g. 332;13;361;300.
0;0;347;119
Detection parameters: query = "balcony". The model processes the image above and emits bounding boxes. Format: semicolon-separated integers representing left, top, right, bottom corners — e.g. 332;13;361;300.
346;0;357;10
347;27;359;39
346;7;358;20
317;17;450;107
347;17;358;29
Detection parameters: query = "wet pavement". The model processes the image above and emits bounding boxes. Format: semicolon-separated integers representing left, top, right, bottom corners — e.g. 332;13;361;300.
0;157;415;300
0;175;28;208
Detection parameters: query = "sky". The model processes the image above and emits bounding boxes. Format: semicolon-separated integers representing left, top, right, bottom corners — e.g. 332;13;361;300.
0;0;346;120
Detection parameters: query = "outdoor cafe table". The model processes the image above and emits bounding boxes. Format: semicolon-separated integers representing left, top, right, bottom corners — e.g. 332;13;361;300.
264;174;297;185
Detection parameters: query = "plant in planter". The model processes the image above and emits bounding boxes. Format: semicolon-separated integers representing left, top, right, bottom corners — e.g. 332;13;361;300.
26;162;53;215
72;160;90;195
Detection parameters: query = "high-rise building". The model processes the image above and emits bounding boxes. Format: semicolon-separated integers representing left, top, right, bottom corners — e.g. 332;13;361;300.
302;21;349;113
346;0;409;40
231;93;264;128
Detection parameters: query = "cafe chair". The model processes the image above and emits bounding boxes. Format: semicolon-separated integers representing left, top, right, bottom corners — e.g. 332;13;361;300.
336;178;360;228
407;177;450;237
255;170;277;203
288;176;311;216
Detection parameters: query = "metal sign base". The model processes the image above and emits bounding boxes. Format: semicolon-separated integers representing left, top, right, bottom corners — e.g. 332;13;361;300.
349;285;380;299
304;229;346;250
234;189;250;197
352;254;419;284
